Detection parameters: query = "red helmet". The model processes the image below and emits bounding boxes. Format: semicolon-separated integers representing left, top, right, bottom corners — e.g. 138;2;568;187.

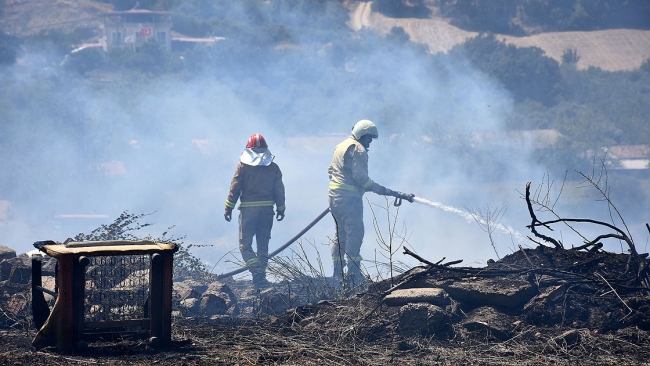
246;134;268;149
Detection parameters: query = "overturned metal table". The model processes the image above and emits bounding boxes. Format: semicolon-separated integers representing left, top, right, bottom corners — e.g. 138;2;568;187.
31;240;178;352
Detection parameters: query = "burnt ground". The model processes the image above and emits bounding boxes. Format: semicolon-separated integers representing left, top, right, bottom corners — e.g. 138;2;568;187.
2;246;650;365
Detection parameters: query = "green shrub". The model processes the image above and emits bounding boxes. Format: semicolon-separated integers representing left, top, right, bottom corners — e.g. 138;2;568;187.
74;211;212;282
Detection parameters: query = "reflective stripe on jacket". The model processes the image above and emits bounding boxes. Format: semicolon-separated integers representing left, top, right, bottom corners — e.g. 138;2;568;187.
226;162;286;211
328;136;387;198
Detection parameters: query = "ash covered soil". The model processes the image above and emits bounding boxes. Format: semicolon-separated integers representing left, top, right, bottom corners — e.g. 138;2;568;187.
2;246;650;365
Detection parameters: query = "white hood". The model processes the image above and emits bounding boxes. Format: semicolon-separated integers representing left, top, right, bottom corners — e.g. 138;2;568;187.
240;148;274;166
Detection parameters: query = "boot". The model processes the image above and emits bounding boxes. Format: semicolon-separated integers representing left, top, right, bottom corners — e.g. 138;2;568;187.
332;258;344;280
347;260;364;284
252;271;270;288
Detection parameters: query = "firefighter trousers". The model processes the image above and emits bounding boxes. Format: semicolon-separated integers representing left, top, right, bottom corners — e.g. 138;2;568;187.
239;206;274;275
329;195;364;269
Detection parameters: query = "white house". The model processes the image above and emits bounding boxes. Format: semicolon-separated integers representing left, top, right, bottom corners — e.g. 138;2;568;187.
100;10;173;52
606;145;650;170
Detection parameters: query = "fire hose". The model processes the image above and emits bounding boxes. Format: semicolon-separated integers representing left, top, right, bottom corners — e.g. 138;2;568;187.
215;207;331;279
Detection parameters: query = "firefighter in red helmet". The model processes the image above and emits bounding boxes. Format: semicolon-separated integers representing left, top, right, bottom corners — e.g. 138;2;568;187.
225;134;286;287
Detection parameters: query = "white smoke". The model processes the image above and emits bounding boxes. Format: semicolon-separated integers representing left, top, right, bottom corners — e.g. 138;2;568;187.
1;4;646;278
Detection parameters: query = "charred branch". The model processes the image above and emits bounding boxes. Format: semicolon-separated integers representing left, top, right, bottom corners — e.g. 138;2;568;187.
530;218;637;256
524;180;650;287
402;247;462;267
529;219;646;282
572;241;602;251
403;247;436;267
525;182;563;249
443;259;463;266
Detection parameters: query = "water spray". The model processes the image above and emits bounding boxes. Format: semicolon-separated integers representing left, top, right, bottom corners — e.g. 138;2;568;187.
412;196;524;241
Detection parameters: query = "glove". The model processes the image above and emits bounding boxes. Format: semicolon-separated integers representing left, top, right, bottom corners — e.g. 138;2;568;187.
224;207;233;222
384;188;399;197
276;211;285;221
397;192;415;203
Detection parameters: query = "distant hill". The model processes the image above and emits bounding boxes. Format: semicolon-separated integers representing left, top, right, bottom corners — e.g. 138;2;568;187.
349;2;650;71
3;0;650;72
0;0;111;37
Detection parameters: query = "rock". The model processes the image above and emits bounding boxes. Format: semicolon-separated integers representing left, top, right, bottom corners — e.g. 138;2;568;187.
398;303;450;336
0;260;12;281
432;276;536;308
173;279;211;305
367;266;427;293
523;285;568;326
257;288;297;315
202;281;238;314
0;245;16;262
179;298;200;314
384;288;451;307
7;258;31;285
197;282;239;316
205;282;235;300
185;279;209;294
199;293;229;316
10;267;31;285
115;269;149;290
41;276;56;302
180;288;202;301
14;253;32;266
0;254;29;281
523;285;567;310
7;294;28;316
461;306;516;341
173;281;192;299
40;257;57;276
173;279;209;299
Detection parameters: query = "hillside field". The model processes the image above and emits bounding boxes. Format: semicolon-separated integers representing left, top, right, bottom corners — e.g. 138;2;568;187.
349;1;650;71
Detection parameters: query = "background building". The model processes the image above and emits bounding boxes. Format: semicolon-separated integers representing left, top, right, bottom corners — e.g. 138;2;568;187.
100;10;172;52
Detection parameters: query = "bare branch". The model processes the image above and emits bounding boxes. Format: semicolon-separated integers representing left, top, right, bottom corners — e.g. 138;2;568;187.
576;163;633;243
529;218;636;256
525;182;563;249
465;202;508;259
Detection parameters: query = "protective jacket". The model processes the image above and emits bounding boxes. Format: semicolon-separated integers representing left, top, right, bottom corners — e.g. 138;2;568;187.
226;162;286;212
328;136;388;198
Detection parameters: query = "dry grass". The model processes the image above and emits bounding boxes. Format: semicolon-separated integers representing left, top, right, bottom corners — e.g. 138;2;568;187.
2;300;650;365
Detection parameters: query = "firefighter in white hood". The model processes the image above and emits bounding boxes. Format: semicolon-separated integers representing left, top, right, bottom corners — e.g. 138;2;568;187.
225;134;285;287
328;120;414;281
